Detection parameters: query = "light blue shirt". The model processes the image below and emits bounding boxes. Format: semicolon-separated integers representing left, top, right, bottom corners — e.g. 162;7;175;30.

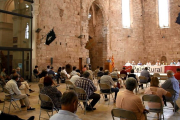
50;110;81;120
161;76;179;100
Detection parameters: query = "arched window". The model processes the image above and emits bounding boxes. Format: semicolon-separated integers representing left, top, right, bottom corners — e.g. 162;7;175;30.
122;0;130;28
158;0;169;28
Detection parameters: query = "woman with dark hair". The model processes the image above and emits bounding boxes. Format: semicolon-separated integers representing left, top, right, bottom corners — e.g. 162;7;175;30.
39;69;57;86
40;76;62;110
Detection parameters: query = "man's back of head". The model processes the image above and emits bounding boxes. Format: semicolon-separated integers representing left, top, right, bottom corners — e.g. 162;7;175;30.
104;70;109;75
73;66;76;71
125;77;137;91
167;70;174;78
100;67;103;71
83;72;90;78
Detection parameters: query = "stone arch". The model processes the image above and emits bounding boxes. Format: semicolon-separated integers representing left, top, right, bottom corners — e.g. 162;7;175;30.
3;0;14;23
86;0;108;70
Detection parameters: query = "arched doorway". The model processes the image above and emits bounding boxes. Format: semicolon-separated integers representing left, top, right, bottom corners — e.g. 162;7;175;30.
87;1;106;70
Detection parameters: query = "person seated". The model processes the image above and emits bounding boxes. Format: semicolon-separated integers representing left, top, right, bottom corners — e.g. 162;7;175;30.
140;67;151;84
128;69;142;88
5;74;35;111
176;60;180;66
0;110;34;120
116;78;148;120
39;70;57;86
82;65;87;74
145;77;171;114
97;67;104;78
0;75;6;88
125;61;131;66
33;65;40;78
40;76;62;110
170;60;176;65
61;67;70;79
146;61;151;66
70;70;81;84
120;67;127;80
10;69;34;96
75;72;100;111
70;66;80;77
86;66;93;81
50;91;81;120
156;60;161;66
161;70;179;112
110;68;119;81
174;68;180;87
1;68;10;81
137;61;142;65
131;61;136;65
48;67;58;83
100;70;119;102
94;66;100;78
47;65;50;72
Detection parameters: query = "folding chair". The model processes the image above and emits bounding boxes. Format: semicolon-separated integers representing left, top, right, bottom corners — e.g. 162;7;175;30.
75;87;92;114
139;76;148;88
39;94;58;120
99;83;114;105
111;108;137;120
65;80;75;90
38;83;44;104
142;94;164;120
120;74;127;84
2;88;21;113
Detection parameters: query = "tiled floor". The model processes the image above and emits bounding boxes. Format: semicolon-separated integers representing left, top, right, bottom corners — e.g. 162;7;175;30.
0;79;180;120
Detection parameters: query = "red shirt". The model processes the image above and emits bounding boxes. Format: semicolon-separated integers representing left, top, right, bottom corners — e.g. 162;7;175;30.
174;72;180;87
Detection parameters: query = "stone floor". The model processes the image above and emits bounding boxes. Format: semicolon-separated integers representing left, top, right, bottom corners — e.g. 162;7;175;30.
0;79;180;120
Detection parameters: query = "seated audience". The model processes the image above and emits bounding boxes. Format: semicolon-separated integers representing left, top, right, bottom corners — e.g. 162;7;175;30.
110;68;119;81
50;91;81;120
10;69;34;96
75;72;100;111
61;67;70;78
128;69;142;88
97;67;104;77
1;68;10;80
70;70;80;84
47;65;50;72
120;67;127;80
70;66;79;77
40;76;62;110
33;65;40;78
140;67;151;83
174;68;180;87
82;65;87;73
145;77;171;110
5;74;35;111
161;70;179;112
94;66;100;78
0;75;6;88
100;70;119;102
48;67;59;84
0;110;34;120
116;77;148;120
39;69;57;86
86;66;93;80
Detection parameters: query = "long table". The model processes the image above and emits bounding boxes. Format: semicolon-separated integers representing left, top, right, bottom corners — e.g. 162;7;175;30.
123;65;180;73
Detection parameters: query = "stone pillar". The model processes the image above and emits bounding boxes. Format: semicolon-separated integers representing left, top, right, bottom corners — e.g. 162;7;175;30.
31;1;39;81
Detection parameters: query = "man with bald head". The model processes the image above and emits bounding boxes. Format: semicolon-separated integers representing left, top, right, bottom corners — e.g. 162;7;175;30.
161;70;179;112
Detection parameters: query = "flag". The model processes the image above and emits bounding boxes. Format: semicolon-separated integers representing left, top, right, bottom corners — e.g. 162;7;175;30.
111;55;114;68
45;29;56;45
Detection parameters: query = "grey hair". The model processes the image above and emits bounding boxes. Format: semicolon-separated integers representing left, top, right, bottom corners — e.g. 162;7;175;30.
61;91;77;106
104;70;109;75
167;70;174;77
125;77;137;91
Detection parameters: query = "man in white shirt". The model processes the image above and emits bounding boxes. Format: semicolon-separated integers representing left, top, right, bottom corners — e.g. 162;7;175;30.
50;91;81;120
125;61;131;66
176;60;180;66
61;67;70;78
156;60;161;66
146;61;151;66
5;74;35;111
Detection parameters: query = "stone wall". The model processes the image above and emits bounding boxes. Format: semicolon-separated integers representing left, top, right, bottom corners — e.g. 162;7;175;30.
36;0;180;71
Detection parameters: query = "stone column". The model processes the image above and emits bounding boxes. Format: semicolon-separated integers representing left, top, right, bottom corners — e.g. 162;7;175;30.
31;1;39;80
